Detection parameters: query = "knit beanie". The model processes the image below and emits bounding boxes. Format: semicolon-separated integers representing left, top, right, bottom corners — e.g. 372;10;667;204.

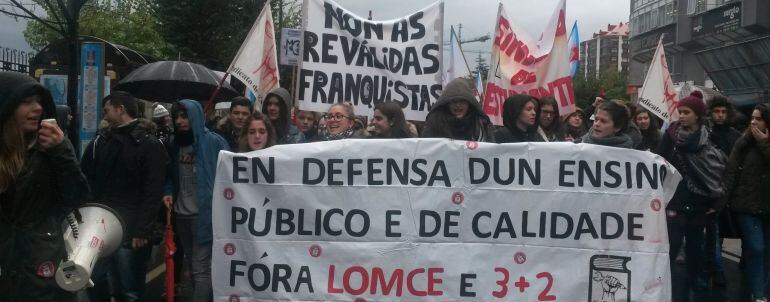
153;104;169;118
677;91;705;117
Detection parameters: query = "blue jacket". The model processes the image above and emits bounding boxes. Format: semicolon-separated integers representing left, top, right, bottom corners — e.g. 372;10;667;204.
166;100;229;243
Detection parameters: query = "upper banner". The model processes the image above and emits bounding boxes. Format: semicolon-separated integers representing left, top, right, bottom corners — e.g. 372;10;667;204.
637;38;679;122
484;1;576;125
228;2;280;102
213;139;680;301
297;0;444;121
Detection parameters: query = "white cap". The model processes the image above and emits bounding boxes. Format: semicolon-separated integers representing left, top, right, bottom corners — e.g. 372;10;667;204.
153;105;169;118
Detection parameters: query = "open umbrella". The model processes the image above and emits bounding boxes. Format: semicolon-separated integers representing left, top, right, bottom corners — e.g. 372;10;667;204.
114;61;239;103
164;207;176;302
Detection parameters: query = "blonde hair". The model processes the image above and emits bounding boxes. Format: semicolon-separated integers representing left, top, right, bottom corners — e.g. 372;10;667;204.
0;119;26;193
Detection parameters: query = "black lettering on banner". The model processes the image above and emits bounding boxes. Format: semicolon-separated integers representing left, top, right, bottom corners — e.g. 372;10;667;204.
427;161;450;187
402;47;421;75
252;157;275;183
559;160;575;187
312;70;329;103
364;22;383;40
347;158;363;185
328;72;344;103
421;44;440;73
469;157;490;184
367;158;383;185
328;158;343;186
604;161;622;188
628;213;644;241
232;206;248;233
391;19;408;42
494;212;517;239
601;212;624;239
550;212;573;239
472;211;492;238
521;211;536;237
321;33;339;64
273;264;292;292
303;158;324;185
386;159;408;184
276;209;295;235
303;32;319;62
248;263;270;291
344;73;362;104
410;159;428;186
345;209;370;237
230;260;246;286
574;213;599;240
444;211;460;238
355;42;374;68
298;68;313;101
408;11;425;39
324;209;343;236
250;208;272;236
385;210;401;237
460;273;477;297
233;156;248;183
338;36;358;65
578;160;601;187
419;210;440;237
394;81;409;107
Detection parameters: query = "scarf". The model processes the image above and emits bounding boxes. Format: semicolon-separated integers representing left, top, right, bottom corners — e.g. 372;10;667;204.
322;128;355;141
581;129;634;149
449;114;476;141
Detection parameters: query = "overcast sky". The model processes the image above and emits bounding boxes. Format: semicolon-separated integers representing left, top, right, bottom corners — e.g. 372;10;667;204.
0;0;630;55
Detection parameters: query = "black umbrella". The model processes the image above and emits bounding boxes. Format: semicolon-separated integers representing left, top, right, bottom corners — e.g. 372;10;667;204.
114;61;239;103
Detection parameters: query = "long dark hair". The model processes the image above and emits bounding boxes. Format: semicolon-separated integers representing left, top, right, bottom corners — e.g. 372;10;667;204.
374;102;410;138
238;112;277;152
633;108;661;150
597;100;630;133
538;96;562;137
747;103;770;142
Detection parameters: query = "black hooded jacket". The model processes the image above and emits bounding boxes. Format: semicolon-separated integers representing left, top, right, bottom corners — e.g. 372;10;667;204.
422;78;495;142
262;87;305;144
494;95;544;143
0;72;89;301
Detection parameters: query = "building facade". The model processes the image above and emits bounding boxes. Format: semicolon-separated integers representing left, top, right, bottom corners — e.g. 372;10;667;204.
580;23;630;79
628;0;770;107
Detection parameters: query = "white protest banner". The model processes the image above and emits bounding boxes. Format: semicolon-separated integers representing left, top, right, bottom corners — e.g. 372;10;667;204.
637;38;679;122
280;28;302;66
228;2;280;100
484;1;576;125
213;139;680;301
297;0;444;121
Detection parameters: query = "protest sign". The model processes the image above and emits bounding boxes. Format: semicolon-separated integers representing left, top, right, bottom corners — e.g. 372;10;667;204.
637;38;679;122
213;139;680;301
297;0;444;121
484;1;576;125
228;2;280;101
280;28;302;66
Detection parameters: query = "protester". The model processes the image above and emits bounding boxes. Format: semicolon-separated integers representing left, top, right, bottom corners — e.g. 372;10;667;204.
723;103;770;302
55;104;72;132
562;108;588;142
81;91;169;302
295;109;319;142
153;103;173;147
657;91;722;300
581;100;634;148
422;78;494;142
0;71;89;301
633;108;661;151
321;103;368;140
370;102;412;138
262;88;305;144
238;112;277;152
494;95;542;143
215;97;252;150
164;100;229;302
537;96;563;142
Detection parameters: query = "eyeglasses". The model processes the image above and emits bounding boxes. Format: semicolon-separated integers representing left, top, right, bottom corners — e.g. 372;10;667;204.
323;113;352;121
541;111;556;116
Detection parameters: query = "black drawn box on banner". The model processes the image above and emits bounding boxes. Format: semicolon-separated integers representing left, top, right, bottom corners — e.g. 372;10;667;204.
589;255;631;302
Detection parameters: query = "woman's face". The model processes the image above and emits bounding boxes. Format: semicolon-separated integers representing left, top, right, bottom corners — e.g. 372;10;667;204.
326;105;353;135
677;106;698;129
568;113;583;128
518;101;537;127
591;109;618;139
15;95;43;134
450;100;470;119
372;109;391;135
751;109;767;133
246;120;268;151
635;112;650;130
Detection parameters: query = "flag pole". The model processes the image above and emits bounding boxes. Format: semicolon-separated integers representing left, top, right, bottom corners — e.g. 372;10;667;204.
204;73;230;116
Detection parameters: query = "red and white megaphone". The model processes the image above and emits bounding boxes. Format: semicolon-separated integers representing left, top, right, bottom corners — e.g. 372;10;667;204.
55;203;125;291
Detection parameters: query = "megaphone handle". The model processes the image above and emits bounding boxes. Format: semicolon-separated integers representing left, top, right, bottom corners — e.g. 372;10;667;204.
166;207;172;226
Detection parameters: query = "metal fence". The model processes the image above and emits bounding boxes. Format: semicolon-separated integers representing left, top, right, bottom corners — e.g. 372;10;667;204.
1;46;34;74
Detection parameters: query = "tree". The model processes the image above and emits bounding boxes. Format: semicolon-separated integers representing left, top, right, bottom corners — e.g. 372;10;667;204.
572;67;628;109
1;0;88;145
23;0;174;58
474;53;489;81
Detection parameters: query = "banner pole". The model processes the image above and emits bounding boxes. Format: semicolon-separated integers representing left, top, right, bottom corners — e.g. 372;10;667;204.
204;73;230;116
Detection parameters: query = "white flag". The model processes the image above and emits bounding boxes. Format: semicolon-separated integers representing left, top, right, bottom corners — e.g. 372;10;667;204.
637;38;679;122
444;26;473;84
228;2;280;105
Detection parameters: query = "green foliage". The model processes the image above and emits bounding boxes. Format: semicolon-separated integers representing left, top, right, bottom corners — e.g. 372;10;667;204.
572;67;628;109
23;0;174;58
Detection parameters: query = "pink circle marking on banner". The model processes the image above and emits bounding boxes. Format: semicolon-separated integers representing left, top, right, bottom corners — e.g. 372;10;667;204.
514;252;527;265
354;298;367;302
466;141;478;150
224;188;235;200
651;199;662;212
224;243;236;256
451;192;464;205
309;244;322;258
228;295;240;302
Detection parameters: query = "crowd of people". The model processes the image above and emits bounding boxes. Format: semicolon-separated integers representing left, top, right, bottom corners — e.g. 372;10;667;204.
1;71;769;302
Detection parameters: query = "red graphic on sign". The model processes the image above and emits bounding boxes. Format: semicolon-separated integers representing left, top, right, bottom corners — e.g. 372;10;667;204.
451;192;464;205
36;261;55;278
224;188;235;200
309;244;322;258
228;295;240;302
90;236;101;249
650;199;662;212
224;243;236;256
514;252;527;264
466;141;478;150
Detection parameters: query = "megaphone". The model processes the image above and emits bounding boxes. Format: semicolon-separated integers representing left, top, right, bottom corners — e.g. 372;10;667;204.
55;203;125;291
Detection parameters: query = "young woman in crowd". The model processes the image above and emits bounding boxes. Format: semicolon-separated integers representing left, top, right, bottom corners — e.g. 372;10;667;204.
581;100;634;149
238;112;277;152
495;94;543;143
562;108;588;142
370;102;413;138
322;103;368;141
537;96;563;142
723;103;770;302
633;107;661;151
0;71;89;301
422;78;494;142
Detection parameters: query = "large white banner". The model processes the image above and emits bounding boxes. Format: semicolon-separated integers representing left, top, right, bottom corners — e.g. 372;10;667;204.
213;139;680;301
228;2;280;101
297;0;444;121
637;39;679;122
484;1;576;125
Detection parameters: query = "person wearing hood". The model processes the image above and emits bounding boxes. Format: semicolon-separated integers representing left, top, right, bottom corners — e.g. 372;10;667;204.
164;100;229;302
581;100;635;149
537;96;563;142
80;91;169;302
656;91;722;300
0;71;89;301
215;97;252;150
495;94;543;143
422;78;495;142
562;108;588;142
262;87;305;144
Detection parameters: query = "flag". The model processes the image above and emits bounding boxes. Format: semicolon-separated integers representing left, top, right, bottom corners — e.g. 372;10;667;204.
444;26;474;84
475;68;484;102
228;2;280;109
637;38;679;122
568;21;580;78
483;0;576;125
